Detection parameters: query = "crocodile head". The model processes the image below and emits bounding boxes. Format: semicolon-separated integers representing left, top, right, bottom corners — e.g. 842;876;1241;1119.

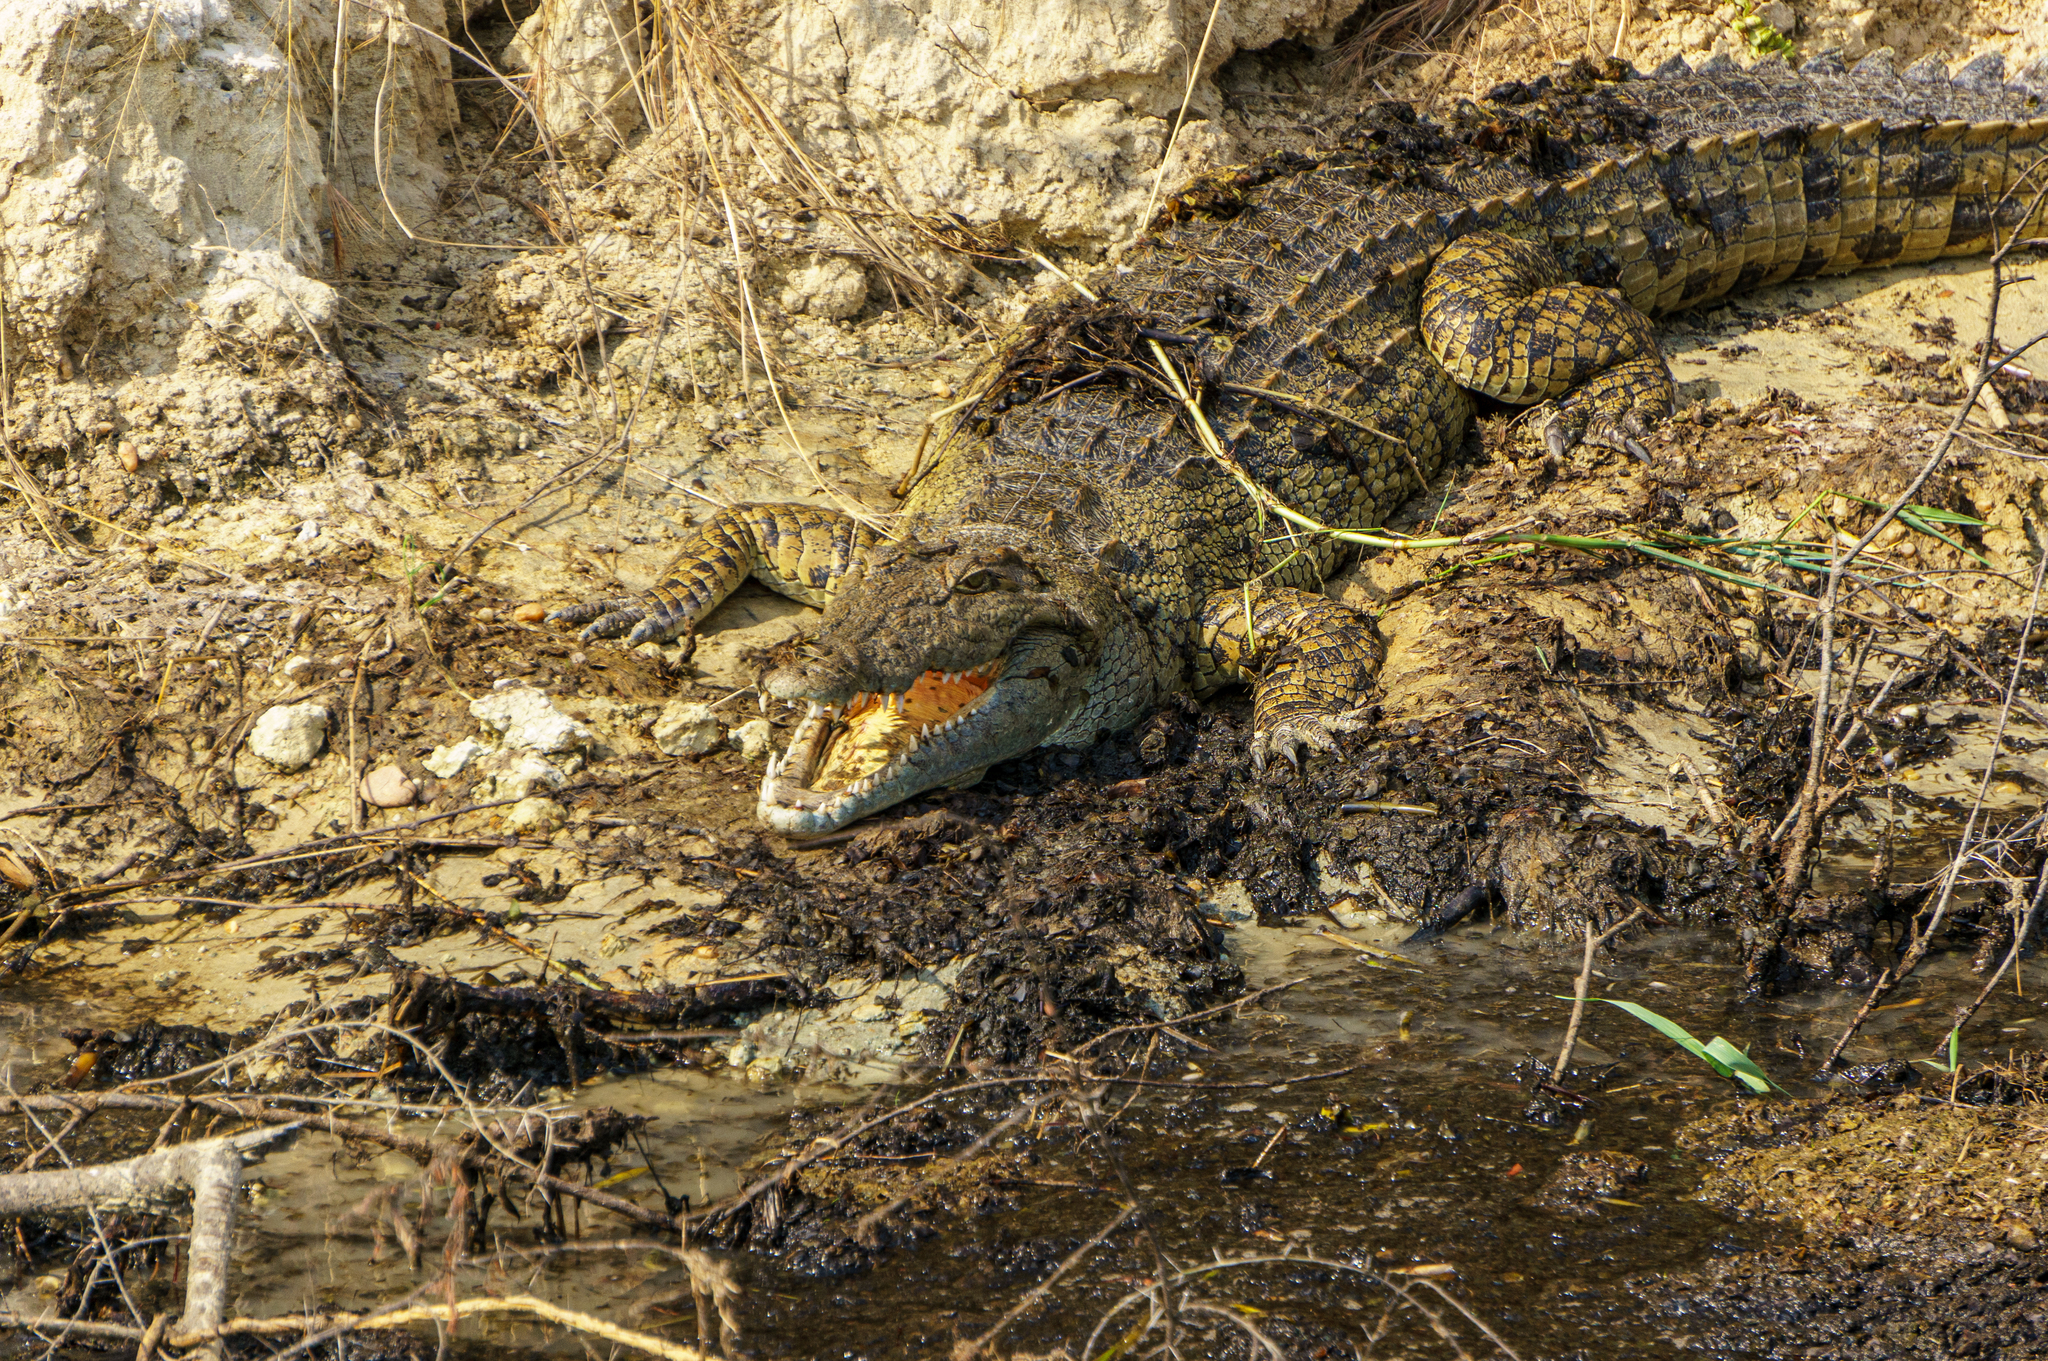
756;531;1120;834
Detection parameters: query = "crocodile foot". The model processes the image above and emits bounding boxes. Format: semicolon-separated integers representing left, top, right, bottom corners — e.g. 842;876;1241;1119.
1531;352;1673;464
1249;705;1374;775
1541;404;1658;463
546;596;699;653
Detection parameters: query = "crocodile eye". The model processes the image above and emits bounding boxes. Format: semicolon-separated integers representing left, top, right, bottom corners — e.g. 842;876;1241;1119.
954;569;996;593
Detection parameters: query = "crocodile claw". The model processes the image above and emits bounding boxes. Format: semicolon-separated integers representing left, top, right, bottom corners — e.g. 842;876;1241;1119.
1544;420;1570;462
1248;706;1373;775
547;596;644;639
1538;406;1659;464
547;597;697;654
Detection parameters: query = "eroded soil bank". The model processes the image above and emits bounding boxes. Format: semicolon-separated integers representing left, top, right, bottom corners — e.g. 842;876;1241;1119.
3;0;2048;1355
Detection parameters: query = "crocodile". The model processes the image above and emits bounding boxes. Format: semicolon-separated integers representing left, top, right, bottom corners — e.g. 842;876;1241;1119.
557;51;2048;835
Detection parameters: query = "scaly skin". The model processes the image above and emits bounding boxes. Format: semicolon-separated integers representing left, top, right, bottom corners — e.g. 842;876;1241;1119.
555;51;2048;833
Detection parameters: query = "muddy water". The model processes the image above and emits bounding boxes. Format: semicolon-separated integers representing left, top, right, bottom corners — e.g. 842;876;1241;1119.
57;917;2020;1360
715;929;2041;1359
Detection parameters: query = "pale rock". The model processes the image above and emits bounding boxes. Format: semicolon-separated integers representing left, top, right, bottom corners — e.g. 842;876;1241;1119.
778;255;868;320
359;765;418;808
281;654;316;684
0;0;452;389
653;701;724;756
505;796;568;834
247;702;329;770
503;0;644;161
188;247;338;347
470;687;593;755
745;1054;788;1082
423;738;490;778
731;718;776;762
1844;8;1879;57
1756;0;1794;33
473;749;569;799
758;0;1361;244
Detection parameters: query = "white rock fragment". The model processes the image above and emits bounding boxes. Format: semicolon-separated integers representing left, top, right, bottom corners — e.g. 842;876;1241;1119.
247;702;329;770
359;765;418;808
505;797;567;834
423;738;489;778
652;701;723;756
470;687;593;755
474;750;569;800
730;718;776;762
281;654;316;683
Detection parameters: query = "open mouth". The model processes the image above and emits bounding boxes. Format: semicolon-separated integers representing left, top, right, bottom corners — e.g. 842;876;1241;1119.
758;660;1005;830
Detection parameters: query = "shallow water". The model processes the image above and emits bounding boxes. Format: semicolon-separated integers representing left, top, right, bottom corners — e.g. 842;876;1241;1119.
22;913;2015;1361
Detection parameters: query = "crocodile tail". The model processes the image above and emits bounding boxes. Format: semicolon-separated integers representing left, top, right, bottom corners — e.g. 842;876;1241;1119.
1531;53;2048;315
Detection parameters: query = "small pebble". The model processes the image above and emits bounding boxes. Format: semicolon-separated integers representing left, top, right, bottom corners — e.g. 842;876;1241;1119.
116;441;139;472
281;655;315;683
506;797;567;833
512;602;547;624
247;702;330;770
359;765;418;808
731;717;776;762
474;607;498;623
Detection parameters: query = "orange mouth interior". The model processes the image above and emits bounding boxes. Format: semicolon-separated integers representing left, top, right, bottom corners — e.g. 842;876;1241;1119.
815;668;997;789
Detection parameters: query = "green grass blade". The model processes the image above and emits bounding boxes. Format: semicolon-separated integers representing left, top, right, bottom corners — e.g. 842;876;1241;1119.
1834;490;1985;527
1703;1037;1783;1094
1569;998;1733;1078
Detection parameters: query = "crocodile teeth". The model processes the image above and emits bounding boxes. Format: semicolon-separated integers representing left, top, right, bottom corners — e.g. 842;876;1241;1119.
807;701;824;720
853;691;870;709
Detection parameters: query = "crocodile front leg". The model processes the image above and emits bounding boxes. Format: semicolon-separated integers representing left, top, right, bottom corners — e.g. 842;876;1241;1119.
1421;230;1675;459
550;503;879;648
1195;584;1385;772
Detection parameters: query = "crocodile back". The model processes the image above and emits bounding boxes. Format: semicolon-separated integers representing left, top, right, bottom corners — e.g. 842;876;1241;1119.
904;54;2048;689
